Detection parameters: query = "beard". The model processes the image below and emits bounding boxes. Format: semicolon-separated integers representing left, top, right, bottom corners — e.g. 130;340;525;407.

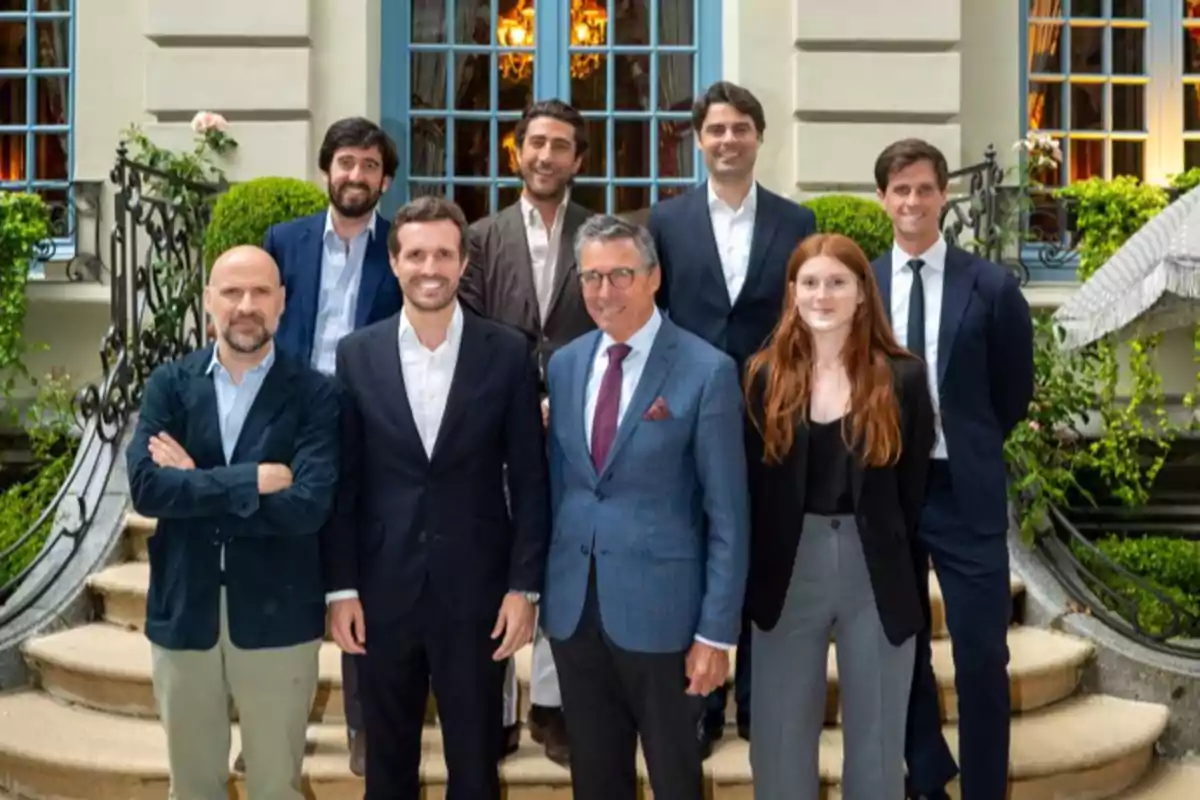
330;180;382;219
403;275;456;312
221;316;271;354
520;164;571;203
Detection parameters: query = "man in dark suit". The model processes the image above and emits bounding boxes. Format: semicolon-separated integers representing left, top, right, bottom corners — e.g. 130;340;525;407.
648;80;816;752
458;98;596;765
324;196;550;800
870;138;1034;800
260;116;402;775
126;244;340;800
541;214;750;800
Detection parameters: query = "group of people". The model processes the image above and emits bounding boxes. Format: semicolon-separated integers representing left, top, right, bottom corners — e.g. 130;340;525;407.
126;80;1035;800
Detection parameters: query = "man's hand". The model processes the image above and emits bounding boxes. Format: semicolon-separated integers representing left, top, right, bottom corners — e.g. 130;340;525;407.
330;598;366;655
148;433;195;470
491;592;535;660
541;397;550;429
257;463;293;494
685;641;729;696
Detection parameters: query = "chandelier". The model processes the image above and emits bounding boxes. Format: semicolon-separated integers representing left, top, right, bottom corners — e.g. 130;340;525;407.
497;0;608;83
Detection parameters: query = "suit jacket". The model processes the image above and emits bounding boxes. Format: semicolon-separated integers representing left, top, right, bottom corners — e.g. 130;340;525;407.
126;347;340;651
459;201;597;380
649;183;817;375
541;316;751;653
323;311;550;633
265;211;404;366
872;244;1035;534
744;356;935;645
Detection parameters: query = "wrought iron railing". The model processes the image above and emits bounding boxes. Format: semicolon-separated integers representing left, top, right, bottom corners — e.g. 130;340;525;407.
31;179;107;282
0;145;221;625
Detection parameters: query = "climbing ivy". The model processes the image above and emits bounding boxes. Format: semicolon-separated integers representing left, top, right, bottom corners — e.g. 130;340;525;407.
0;192;51;402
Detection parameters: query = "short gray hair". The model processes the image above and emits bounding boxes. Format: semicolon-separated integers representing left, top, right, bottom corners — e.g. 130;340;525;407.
573;214;660;271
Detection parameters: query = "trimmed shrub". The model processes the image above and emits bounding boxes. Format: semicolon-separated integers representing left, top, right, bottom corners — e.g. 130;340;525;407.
204;177;328;271
800;194;893;261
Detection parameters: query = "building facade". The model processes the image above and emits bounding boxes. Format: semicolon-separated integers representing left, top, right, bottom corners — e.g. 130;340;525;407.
2;0;1198;395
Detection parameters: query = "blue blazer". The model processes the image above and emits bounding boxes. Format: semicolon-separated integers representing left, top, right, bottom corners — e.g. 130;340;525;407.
872;244;1034;535
264;211;403;365
649;183;816;374
541;317;751;653
126;346;340;651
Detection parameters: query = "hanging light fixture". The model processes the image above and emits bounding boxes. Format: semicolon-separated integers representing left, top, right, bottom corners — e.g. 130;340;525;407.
497;0;608;84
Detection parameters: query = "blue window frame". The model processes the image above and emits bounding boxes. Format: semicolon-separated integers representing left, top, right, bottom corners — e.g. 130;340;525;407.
380;0;722;223
0;0;75;261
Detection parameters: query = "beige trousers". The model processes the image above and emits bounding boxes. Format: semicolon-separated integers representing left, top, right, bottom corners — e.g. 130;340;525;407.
150;589;321;800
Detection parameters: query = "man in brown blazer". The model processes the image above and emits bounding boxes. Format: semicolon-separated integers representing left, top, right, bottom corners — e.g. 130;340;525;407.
458;99;596;766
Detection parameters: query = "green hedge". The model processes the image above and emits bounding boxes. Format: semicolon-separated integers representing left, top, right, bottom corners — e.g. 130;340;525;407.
204;177;328;271
1074;534;1200;639
800;194;893;261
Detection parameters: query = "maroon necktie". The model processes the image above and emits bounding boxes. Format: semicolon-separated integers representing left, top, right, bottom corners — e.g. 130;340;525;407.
590;343;632;471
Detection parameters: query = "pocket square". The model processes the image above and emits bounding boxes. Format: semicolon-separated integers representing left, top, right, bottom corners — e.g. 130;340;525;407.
643;396;672;421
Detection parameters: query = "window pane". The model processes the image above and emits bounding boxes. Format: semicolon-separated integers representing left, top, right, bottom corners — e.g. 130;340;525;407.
409;182;445;199
412;0;446;43
571;58;607;111
1028;24;1063;74
0;1;27;11
659;118;693;179
615;186;650;215
411;52;446;109
37;0;69;11
1112;84;1144;131
1185;140;1200;170
659;54;693;111
0;133;25;181
1112;28;1145;74
0;19;27;68
1112;0;1144;17
459;0;499;45
454;185;489;223
411;118;447;178
497;56;534;110
498;117;520;177
498;183;521;210
34;18;66;67
454;118;490;178
615;120;649;178
34;131;65;180
571;183;606;213
1028;82;1063;130
1070;83;1104;129
456;53;494;110
1073;0;1102;17
1187;0;1200;19
1112;140;1143;179
0;75;27;125
1069;138;1104;182
613;0;647;45
1184;27;1200;73
614;54;649;111
579;118;606;177
1070;26;1103;74
1184;85;1200;132
660;0;694;45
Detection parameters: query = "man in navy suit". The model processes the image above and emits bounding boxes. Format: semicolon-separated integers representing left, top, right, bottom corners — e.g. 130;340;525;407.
324;196;549;800
870;139;1034;800
541;215;750;800
260;116;403;775
126;245;340;800
648;80;816;752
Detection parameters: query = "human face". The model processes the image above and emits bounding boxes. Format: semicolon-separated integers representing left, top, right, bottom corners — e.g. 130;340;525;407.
326;145;391;218
579;237;661;342
390;219;466;312
697;103;760;181
519;116;583;202
877;159;947;248
793;254;863;335
205;247;285;355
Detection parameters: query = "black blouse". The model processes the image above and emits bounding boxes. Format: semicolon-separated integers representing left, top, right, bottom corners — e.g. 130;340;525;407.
804;417;855;515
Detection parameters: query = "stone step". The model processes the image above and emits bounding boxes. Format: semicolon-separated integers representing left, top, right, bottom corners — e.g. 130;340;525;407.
110;516;1028;641
0;689;1167;800
1120;759;1200;800
24;620;1091;726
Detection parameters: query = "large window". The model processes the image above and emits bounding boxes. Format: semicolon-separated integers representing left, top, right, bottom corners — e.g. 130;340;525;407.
382;0;721;222
0;0;73;250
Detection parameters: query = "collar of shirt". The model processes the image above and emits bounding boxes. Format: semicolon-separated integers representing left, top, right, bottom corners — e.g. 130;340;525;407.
596;306;663;362
892;236;947;276
206;341;276;383
398;299;465;354
323;207;379;245
707;179;758;215
519;191;570;230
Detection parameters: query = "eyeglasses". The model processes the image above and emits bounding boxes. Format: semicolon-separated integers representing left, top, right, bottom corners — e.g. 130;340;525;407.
579;267;643;290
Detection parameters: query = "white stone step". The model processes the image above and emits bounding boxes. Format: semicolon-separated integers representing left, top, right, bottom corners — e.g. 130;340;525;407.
1120;759;1200;800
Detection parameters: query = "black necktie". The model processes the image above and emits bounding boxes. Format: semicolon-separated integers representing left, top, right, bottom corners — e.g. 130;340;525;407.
906;259;926;362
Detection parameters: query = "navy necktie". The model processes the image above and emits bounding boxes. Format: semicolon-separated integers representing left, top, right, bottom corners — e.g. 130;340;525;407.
907;259;926;362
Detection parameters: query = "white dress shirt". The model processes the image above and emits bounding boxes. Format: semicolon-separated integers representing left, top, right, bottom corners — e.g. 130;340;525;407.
889;237;948;459
707;180;757;304
311;211;379;375
583;308;731;651
325;302;465;604
520;192;569;322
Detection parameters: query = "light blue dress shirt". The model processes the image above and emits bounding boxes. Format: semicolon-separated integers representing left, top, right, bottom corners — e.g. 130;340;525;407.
310;211;378;375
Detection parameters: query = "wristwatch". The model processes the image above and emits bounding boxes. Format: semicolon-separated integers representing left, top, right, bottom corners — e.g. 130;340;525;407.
517;590;541;605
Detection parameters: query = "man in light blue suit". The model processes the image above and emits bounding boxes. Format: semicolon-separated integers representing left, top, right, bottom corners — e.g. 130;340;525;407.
541;214;750;800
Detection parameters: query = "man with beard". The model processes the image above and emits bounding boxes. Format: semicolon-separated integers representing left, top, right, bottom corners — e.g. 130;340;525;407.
126;245;340;800
648;80;816;757
260;116;403;776
458;99;595;766
325;196;550;800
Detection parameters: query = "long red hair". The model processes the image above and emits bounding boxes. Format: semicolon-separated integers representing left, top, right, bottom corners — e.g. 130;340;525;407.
745;233;914;467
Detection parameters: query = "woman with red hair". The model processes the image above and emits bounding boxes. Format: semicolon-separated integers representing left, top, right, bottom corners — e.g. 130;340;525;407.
743;233;934;799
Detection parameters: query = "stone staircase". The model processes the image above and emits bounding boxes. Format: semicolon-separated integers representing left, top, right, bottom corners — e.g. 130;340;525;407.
0;511;1191;798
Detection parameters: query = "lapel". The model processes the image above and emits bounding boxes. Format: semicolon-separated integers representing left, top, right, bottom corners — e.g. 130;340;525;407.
688;187;731;312
369;314;428;466
937;246;976;388
431;311;492;463
738;185;780;307
187;348;226;469
599;320;678;478
545;202;589;321
570;331;603;481
229;353;294;463
354;215;393;328
294;213;327;364
498;204;541;328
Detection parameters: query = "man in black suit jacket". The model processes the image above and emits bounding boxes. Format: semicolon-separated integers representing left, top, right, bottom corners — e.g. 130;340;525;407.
870;139;1034;800
648;80;816;752
126;245;340;800
325;196;550;800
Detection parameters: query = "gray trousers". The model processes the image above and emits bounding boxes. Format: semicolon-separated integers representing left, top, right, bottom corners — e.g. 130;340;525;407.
749;514;915;800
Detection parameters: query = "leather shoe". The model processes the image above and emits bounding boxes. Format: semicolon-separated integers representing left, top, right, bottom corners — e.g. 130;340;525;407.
499;723;520;760
527;705;570;766
348;729;366;777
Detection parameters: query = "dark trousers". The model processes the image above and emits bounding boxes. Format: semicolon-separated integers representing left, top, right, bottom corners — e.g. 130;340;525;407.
550;562;704;800
343;652;362;733
703;616;750;732
906;462;1012;800
359;598;506;800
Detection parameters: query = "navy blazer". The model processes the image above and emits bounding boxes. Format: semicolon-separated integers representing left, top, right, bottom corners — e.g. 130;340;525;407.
873;244;1034;534
649;183;816;374
265;211;403;366
323;311;550;634
126;346;341;651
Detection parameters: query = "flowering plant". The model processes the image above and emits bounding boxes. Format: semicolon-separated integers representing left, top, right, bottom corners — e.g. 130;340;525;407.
1013;132;1063;180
